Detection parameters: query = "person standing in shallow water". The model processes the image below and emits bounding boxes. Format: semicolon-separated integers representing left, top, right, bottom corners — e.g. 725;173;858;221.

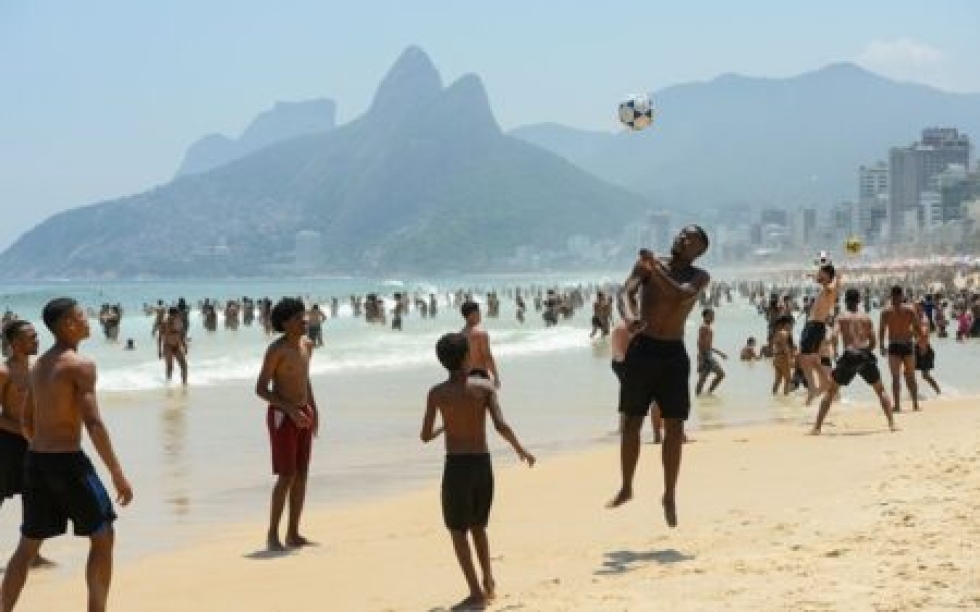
608;226;711;529
255;298;319;551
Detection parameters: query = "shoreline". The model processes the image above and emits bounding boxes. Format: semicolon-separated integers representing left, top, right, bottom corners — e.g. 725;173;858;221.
16;397;980;611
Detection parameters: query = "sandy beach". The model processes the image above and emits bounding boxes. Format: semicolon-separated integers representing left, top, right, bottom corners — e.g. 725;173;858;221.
11;396;978;611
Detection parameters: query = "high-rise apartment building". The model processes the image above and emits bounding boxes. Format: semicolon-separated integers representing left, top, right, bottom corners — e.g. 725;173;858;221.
888;128;970;242
858;162;889;241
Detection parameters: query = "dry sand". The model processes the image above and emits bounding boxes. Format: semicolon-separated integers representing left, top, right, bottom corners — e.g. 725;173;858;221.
11;399;980;611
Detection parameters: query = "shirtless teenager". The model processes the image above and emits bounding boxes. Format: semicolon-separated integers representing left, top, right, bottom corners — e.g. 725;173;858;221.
420;333;534;611
0;321;52;569
799;264;841;405
1;298;133;612
0;321;38;509
460;301;500;388
255;298;319;551
608;225;711;528
879;286;922;412
811;289;894;434
157;306;188;385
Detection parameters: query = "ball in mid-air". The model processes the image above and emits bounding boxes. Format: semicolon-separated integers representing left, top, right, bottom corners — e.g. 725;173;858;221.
813;250;831;267
618;94;654;131
844;236;862;255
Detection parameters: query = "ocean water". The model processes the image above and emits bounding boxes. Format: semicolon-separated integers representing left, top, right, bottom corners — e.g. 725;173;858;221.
1;274;978;563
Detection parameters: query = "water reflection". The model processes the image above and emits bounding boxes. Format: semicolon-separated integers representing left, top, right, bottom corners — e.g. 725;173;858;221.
162;387;190;517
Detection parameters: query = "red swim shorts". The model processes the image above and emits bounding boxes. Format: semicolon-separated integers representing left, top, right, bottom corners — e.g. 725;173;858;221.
267;406;313;475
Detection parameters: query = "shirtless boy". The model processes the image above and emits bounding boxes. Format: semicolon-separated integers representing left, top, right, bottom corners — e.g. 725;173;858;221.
460;301;500;388
811;289;894;434
420;333;534;611
879;286;922;412
695;308;727;395
0;320;52;568
1;298;133;612
255;297;318;551
608;226;711;528
157;306;188;385
0;321;38;510
799;264;841;405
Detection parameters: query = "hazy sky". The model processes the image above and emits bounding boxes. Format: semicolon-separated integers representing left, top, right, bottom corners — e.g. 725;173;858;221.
1;0;979;250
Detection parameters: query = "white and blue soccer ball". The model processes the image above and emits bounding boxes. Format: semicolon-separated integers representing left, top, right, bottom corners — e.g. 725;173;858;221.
618;94;654;131
813;250;832;267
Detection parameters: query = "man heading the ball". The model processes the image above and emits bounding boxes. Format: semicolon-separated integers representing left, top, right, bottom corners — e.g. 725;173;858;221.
607;225;710;528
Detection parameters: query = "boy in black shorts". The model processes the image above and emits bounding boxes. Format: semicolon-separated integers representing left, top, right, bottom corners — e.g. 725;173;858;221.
420;333;534;611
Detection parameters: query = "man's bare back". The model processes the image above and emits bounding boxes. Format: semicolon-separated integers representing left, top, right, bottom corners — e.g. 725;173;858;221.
462;328;492;372
426;377;499;455
837;311;875;350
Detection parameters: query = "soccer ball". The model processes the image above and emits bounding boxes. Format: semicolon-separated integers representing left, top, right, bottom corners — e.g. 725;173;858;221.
813;250;831;267
844;236;862;255
618;94;654;131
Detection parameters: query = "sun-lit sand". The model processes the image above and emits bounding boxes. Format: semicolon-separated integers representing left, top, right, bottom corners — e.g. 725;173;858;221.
13;397;979;611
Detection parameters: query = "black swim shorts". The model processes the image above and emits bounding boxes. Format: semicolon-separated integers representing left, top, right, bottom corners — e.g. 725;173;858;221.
799;321;826;355
441;453;493;532
22;451;117;539
914;346;935;372
610;360;626;385
887;341;914;357
832;348;881;386
619;335;690;420
0;430;28;503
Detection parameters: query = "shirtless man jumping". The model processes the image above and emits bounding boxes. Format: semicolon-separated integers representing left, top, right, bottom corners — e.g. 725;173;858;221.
879;286;922;412
460;301;500;388
799;264;841;405
811;289;894;434
608;226;711;528
1;298;133;612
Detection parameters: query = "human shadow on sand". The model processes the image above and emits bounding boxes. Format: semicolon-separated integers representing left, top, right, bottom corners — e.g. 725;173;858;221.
243;548;295;561
595;549;695;575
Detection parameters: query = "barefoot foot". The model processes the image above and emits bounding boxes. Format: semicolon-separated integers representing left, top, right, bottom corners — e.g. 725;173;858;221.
483;578;496;602
266;537;287;552
606;488;633;508
285;534;317;548
662;497;678;528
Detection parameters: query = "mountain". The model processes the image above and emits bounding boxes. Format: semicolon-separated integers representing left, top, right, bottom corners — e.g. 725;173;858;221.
175;98;337;177
0;47;651;279
512;63;980;211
